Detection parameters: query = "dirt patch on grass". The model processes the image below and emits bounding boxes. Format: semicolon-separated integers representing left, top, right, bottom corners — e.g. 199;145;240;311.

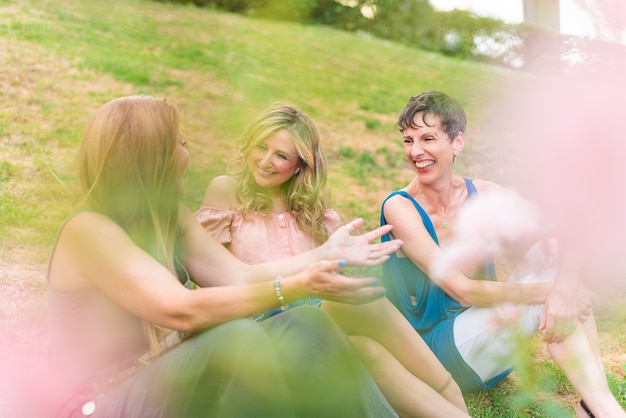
0;257;48;352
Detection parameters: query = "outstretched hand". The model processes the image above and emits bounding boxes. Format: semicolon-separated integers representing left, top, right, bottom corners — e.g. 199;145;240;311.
297;259;387;305
323;218;403;267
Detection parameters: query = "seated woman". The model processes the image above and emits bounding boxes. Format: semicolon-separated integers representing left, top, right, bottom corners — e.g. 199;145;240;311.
45;95;406;418
195;101;469;417
379;90;626;418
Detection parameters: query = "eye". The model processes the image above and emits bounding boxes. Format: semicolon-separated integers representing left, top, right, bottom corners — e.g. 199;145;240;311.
256;143;268;150
403;138;413;145
180;139;188;147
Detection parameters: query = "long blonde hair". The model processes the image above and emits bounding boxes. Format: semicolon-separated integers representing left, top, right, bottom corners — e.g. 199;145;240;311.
78;95;182;354
229;102;329;244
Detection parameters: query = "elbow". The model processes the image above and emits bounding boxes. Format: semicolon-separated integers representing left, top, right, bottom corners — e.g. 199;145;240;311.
168;311;199;333
455;295;473;308
445;282;474;307
159;310;198;333
155;298;203;333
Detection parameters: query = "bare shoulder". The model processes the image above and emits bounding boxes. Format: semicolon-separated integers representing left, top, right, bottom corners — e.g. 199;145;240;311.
202;175;238;209
382;190;414;215
60;211;139;262
471;178;507;195
63;211;126;244
50;211;130;290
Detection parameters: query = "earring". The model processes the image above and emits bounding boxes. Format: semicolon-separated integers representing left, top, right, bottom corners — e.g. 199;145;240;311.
295;167;301;174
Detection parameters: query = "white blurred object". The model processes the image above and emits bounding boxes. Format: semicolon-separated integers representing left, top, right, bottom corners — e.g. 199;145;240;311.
430;189;542;282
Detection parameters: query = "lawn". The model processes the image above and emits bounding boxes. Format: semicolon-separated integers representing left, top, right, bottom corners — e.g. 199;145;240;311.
0;0;624;416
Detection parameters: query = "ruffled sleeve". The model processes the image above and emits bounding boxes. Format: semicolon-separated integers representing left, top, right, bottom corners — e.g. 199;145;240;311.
194;206;237;244
324;209;342;235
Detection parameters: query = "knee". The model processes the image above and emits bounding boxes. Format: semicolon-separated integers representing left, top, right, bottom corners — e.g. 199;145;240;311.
281;305;339;334
208;318;267;341
190;319;274;360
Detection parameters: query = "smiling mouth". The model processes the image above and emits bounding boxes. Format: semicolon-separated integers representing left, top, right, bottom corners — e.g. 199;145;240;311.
415;160;435;169
257;167;275;176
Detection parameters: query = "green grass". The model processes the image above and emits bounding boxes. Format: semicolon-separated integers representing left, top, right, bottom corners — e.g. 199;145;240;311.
0;0;513;259
0;0;624;415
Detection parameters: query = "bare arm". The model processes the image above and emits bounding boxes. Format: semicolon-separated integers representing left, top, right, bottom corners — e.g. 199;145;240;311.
181;205;400;286
194;177;403;286
383;192;552;307
57;211;386;333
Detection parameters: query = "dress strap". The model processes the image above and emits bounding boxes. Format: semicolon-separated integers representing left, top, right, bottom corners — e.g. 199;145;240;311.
380;190;439;245
463;177;477;197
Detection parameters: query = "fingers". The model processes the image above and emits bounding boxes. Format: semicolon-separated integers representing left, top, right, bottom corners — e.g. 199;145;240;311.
542;318;577;343
354;240;401;267
577;307;592;322
314;259;348;274
360;224;393;243
367;241;402;257
304;263;387;304
344;218;364;233
324;277;387;305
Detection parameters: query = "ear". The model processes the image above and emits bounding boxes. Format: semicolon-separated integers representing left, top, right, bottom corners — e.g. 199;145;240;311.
452;132;465;156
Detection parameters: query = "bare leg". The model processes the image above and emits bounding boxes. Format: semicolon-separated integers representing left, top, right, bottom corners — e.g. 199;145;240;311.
350;336;470;418
547;315;625;417
322;298;467;413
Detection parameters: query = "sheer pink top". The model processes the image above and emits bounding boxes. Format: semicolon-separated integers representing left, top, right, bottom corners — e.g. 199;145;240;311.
194;206;342;263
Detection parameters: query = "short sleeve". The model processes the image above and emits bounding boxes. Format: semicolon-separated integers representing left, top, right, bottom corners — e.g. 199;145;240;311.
194;206;236;244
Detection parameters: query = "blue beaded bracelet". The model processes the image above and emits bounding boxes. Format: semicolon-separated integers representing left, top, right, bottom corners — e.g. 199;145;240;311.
273;276;288;311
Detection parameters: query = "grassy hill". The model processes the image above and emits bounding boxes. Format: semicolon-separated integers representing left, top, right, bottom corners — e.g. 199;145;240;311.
0;0;624;416
0;0;518;260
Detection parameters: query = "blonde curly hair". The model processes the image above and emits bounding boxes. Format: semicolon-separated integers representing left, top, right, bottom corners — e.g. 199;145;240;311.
229;102;329;245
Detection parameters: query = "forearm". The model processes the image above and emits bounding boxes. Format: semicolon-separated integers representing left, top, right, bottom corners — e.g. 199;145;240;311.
238;246;328;285
166;277;307;331
454;279;553;307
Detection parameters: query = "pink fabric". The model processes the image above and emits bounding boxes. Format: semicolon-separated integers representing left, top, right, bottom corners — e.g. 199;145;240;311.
195;206;342;264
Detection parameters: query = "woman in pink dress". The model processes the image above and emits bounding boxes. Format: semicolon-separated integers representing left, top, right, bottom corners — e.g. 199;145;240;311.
195;101;470;418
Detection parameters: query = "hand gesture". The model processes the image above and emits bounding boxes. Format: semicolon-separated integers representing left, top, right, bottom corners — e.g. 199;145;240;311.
296;259;387;305
323;218;402;267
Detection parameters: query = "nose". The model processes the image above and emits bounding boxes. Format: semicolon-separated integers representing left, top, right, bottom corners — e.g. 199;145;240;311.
409;142;423;159
259;151;272;167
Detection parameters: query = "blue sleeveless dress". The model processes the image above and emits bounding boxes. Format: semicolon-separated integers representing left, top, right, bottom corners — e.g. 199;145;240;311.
380;178;511;392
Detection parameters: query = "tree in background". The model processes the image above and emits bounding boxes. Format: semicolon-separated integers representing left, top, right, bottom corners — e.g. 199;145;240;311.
156;0;626;74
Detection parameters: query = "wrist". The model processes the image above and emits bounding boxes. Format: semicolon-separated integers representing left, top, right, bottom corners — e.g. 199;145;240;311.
273;276;288;311
316;241;332;262
277;274;308;304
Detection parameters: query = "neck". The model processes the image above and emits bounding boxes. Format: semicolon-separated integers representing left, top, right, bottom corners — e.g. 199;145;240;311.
263;188;288;214
414;177;456;229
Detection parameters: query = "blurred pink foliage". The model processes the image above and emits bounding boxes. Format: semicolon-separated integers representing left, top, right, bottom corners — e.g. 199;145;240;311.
435;1;626;295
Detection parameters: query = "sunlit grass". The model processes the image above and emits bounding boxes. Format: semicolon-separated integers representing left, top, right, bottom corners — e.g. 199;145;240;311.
0;0;512;258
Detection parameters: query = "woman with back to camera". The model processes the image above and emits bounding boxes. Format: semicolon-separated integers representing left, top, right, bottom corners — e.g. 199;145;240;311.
196;101;470;418
45;95;406;418
380;90;625;418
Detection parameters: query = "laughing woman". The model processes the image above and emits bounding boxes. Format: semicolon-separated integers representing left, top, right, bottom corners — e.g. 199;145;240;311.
380;90;625;418
195;101;469;418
